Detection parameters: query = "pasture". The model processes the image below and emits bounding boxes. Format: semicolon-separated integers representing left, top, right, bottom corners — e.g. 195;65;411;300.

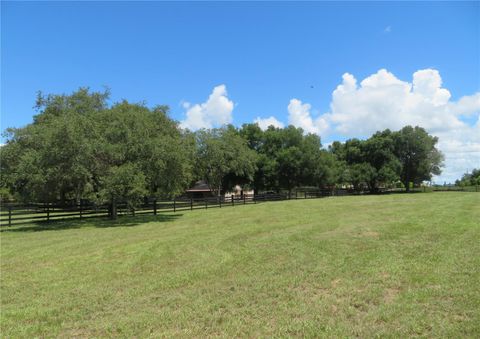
1;192;479;337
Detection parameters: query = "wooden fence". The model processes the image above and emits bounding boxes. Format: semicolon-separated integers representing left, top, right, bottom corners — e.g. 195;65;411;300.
0;190;338;227
0;186;477;227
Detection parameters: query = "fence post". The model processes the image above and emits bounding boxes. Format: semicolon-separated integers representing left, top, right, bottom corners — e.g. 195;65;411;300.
231;194;234;206
8;206;12;227
190;198;193;210
243;194;246;205
46;203;50;222
219;196;222;208
205;197;208;209
305;191;307;199
153;199;157;215
173;199;176;212
79;201;83;219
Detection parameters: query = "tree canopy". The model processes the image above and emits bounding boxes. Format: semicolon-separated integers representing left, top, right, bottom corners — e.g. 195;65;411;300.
0;88;446;213
392;126;444;192
194;127;257;196
0;89;193;217
238;124;337;194
455;168;480;187
330;130;401;193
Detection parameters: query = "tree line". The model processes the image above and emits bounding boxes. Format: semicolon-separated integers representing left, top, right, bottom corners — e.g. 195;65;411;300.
455;169;480;187
0;89;444;215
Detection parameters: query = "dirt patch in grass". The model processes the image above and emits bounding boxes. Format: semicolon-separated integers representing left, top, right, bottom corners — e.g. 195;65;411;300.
331;278;342;288
360;231;380;238
384;287;401;304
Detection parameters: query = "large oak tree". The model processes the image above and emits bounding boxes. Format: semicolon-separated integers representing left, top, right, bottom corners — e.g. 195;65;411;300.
393;126;444;191
0;88;194;218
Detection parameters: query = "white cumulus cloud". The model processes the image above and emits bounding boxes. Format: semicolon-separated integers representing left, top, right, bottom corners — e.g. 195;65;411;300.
287;98;329;135
254;116;284;130
322;68;479;183
327;68;469;136
180;85;234;130
279;68;479;182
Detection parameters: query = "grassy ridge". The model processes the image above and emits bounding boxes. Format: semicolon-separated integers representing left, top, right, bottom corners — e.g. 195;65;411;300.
1;193;479;337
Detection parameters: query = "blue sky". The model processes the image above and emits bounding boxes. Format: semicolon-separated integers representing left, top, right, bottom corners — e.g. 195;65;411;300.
1;1;479;182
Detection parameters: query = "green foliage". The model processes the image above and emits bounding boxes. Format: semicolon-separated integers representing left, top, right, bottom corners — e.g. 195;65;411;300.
0;89;447;206
331;131;401;192
455;168;480;186
239;124;337;193
0;187;13;202
393;126;444;191
93;101;193;201
99;163;148;211
1;91;98;203
195;127;257;195
0;89;194;218
344;162;377;191
330;127;443;192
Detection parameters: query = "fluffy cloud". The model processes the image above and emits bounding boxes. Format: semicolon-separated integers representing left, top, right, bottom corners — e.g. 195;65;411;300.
327;69;470;135
284;68;480;182
433;118;480;183
254;116;284;130
287;99;329;135
180;85;234;130
328;69;479;182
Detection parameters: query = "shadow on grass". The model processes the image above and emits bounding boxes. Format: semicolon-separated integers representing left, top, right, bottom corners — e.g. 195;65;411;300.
1;213;183;233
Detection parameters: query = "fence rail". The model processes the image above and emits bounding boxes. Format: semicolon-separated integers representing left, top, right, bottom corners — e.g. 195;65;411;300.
1;186;478;227
0;194;268;227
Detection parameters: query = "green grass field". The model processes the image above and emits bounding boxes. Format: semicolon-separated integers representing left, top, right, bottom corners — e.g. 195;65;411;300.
1;193;479;337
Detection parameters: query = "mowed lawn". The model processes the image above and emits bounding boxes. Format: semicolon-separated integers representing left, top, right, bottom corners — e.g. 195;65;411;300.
1;193;479;337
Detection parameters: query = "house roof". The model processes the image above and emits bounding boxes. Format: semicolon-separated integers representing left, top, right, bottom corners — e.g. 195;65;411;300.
186;180;212;192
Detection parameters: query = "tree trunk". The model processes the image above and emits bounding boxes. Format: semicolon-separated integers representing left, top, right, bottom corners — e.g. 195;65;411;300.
60;190;66;207
404;163;411;192
404;178;410;192
111;198;117;220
